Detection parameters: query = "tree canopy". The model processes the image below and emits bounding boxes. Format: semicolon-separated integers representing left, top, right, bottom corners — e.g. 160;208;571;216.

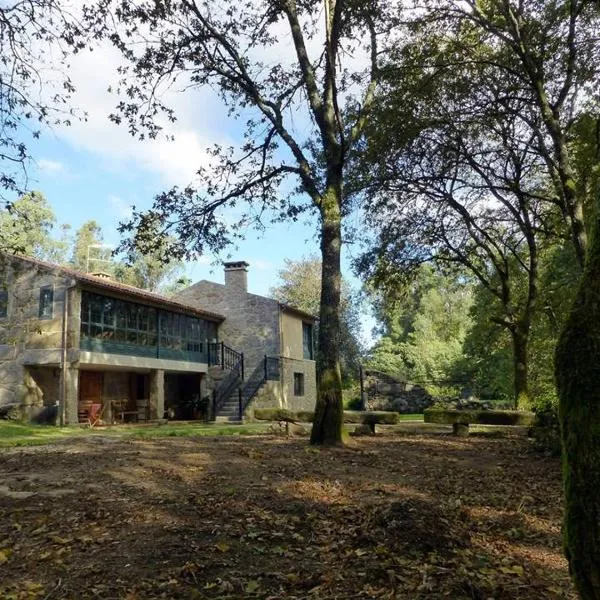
86;0;399;444
0;1;84;207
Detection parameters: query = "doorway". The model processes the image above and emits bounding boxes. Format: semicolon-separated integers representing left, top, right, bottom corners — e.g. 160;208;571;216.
79;371;104;421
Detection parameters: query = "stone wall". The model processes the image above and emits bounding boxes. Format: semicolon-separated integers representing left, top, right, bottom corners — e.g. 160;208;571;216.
0;255;75;414
176;271;318;415
364;371;433;413
176;279;281;380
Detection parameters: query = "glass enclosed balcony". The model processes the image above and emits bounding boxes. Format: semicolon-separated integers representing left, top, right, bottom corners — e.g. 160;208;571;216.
79;291;218;363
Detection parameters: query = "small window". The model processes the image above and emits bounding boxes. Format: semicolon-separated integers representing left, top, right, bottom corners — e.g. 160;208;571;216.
0;290;7;318
294;372;305;396
303;322;314;360
39;286;54;319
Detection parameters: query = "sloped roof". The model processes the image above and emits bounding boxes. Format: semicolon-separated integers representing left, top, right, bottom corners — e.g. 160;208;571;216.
3;253;225;321
278;302;318;322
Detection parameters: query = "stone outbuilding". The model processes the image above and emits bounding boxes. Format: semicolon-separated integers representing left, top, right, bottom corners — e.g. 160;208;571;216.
0;255;317;424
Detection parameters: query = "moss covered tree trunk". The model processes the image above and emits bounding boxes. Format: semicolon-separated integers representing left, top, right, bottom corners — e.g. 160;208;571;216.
310;187;344;445
555;200;600;598
511;324;530;410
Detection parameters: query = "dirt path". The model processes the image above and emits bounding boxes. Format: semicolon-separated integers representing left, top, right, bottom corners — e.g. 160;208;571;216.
0;432;573;599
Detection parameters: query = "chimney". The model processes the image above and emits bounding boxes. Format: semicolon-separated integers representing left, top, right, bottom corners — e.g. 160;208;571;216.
89;271;113;280
223;261;249;293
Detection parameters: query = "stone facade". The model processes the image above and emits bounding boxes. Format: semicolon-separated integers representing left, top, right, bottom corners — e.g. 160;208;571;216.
176;262;317;415
0;254;217;424
280;357;317;412
0;255;74;417
1;254;316;424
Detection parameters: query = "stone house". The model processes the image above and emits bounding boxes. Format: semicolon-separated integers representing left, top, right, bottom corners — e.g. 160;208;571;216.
0;254;316;424
175;261;317;418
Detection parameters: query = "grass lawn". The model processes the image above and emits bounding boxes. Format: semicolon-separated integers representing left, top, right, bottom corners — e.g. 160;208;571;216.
0;421;271;448
0;429;572;599
0;416;424;448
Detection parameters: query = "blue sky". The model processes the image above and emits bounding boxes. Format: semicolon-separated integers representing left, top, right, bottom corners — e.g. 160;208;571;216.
14;44;375;344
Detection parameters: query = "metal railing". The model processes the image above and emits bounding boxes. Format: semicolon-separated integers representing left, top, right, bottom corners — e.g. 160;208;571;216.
209;341;244;377
212;353;281;420
264;355;280;381
210;343;244;418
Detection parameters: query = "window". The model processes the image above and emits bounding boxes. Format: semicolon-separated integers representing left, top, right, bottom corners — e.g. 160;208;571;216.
293;372;305;396
302;322;314;360
39;286;54;319
0;290;7;318
79;290;211;359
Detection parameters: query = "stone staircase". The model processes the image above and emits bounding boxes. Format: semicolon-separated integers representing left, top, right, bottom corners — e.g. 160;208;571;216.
212;355;278;421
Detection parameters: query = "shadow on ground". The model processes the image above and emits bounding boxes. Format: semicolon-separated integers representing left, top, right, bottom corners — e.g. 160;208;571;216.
0;430;573;599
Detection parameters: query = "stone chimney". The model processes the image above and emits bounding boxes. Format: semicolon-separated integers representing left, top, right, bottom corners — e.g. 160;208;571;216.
223;261;249;293
89;271;113;280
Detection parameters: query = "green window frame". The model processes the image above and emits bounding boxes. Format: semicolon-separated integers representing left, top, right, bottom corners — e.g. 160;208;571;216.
80;290;213;362
302;322;314;360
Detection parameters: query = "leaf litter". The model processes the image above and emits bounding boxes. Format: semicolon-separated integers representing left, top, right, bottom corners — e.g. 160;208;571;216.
0;431;574;599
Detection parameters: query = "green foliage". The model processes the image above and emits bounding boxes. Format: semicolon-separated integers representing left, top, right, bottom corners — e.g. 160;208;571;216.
366;265;473;389
0;192;68;261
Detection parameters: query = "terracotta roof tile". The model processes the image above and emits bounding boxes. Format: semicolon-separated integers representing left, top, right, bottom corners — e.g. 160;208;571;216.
3;253;225;321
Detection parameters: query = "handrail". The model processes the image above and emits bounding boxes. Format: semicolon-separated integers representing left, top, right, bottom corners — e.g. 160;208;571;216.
211;343;244;417
264;355;280;381
208;341;244;376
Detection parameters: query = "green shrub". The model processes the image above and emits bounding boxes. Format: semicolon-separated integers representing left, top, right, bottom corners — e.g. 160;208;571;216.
253;408;295;422
295;411;315;422
424;408;535;426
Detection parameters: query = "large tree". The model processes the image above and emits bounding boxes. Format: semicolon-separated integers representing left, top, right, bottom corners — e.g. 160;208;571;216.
0;191;68;261
366;265;473;391
555;169;600;599
0;1;83;208
90;0;393;444
361;65;553;408
422;0;600;267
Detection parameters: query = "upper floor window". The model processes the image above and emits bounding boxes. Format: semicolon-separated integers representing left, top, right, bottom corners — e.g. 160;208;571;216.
39;286;54;320
302;322;314;360
0;290;7;318
294;372;305;396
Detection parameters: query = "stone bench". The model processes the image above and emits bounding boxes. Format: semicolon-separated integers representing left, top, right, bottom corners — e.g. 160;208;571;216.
424;408;535;436
253;408;400;434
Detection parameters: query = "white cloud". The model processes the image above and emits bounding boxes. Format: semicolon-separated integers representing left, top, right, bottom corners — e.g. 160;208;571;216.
48;43;231;188
250;259;274;271
108;195;133;219
37;158;66;174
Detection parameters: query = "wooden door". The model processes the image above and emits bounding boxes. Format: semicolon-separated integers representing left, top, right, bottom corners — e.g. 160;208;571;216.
79;371;104;412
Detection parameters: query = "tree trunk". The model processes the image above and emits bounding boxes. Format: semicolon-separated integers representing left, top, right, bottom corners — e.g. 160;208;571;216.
310;188;344;445
511;324;530;410
555;196;600;599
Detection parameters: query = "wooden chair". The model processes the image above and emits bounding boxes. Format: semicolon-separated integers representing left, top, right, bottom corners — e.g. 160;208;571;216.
88;403;103;427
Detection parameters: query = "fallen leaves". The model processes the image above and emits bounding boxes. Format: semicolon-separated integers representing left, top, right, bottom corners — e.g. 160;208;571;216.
0;433;575;599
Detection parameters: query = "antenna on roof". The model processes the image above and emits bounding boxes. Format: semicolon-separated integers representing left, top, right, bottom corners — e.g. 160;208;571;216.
86;244;113;274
